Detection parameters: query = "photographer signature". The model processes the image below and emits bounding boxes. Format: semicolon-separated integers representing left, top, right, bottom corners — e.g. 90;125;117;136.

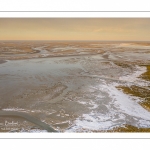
0;120;19;127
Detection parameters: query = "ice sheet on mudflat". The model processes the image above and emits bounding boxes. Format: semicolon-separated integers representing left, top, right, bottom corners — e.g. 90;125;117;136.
66;67;150;132
66;82;150;132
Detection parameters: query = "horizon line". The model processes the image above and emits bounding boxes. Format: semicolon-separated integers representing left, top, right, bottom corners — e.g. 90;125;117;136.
0;40;150;42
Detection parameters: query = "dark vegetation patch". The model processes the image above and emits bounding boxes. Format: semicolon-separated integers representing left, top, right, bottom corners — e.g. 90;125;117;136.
117;85;150;111
109;124;150;132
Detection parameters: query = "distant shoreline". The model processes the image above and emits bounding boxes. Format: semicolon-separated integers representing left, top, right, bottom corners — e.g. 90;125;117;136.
0;40;150;42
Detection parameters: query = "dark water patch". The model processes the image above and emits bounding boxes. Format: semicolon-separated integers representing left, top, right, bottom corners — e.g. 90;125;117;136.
0;60;7;64
0;111;58;132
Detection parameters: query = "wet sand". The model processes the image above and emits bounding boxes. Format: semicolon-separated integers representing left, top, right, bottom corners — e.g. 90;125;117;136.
0;41;150;132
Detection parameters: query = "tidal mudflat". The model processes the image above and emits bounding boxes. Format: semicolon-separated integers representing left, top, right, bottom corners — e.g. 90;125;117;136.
0;41;150;132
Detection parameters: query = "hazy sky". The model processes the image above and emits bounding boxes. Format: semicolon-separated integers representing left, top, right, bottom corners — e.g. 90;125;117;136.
0;18;150;41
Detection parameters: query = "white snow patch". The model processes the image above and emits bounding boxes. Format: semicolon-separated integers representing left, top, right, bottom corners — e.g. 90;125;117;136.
102;83;150;120
2;108;26;112
2;108;56;115
66;81;150;132
119;65;146;82
20;129;48;133
78;100;98;109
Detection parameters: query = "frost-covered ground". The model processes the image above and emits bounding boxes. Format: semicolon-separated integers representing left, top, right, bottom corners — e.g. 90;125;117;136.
0;41;150;132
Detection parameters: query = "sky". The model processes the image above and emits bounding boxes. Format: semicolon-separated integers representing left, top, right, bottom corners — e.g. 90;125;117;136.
0;18;150;41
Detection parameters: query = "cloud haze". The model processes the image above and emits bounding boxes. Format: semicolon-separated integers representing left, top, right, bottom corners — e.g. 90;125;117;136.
0;18;150;41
